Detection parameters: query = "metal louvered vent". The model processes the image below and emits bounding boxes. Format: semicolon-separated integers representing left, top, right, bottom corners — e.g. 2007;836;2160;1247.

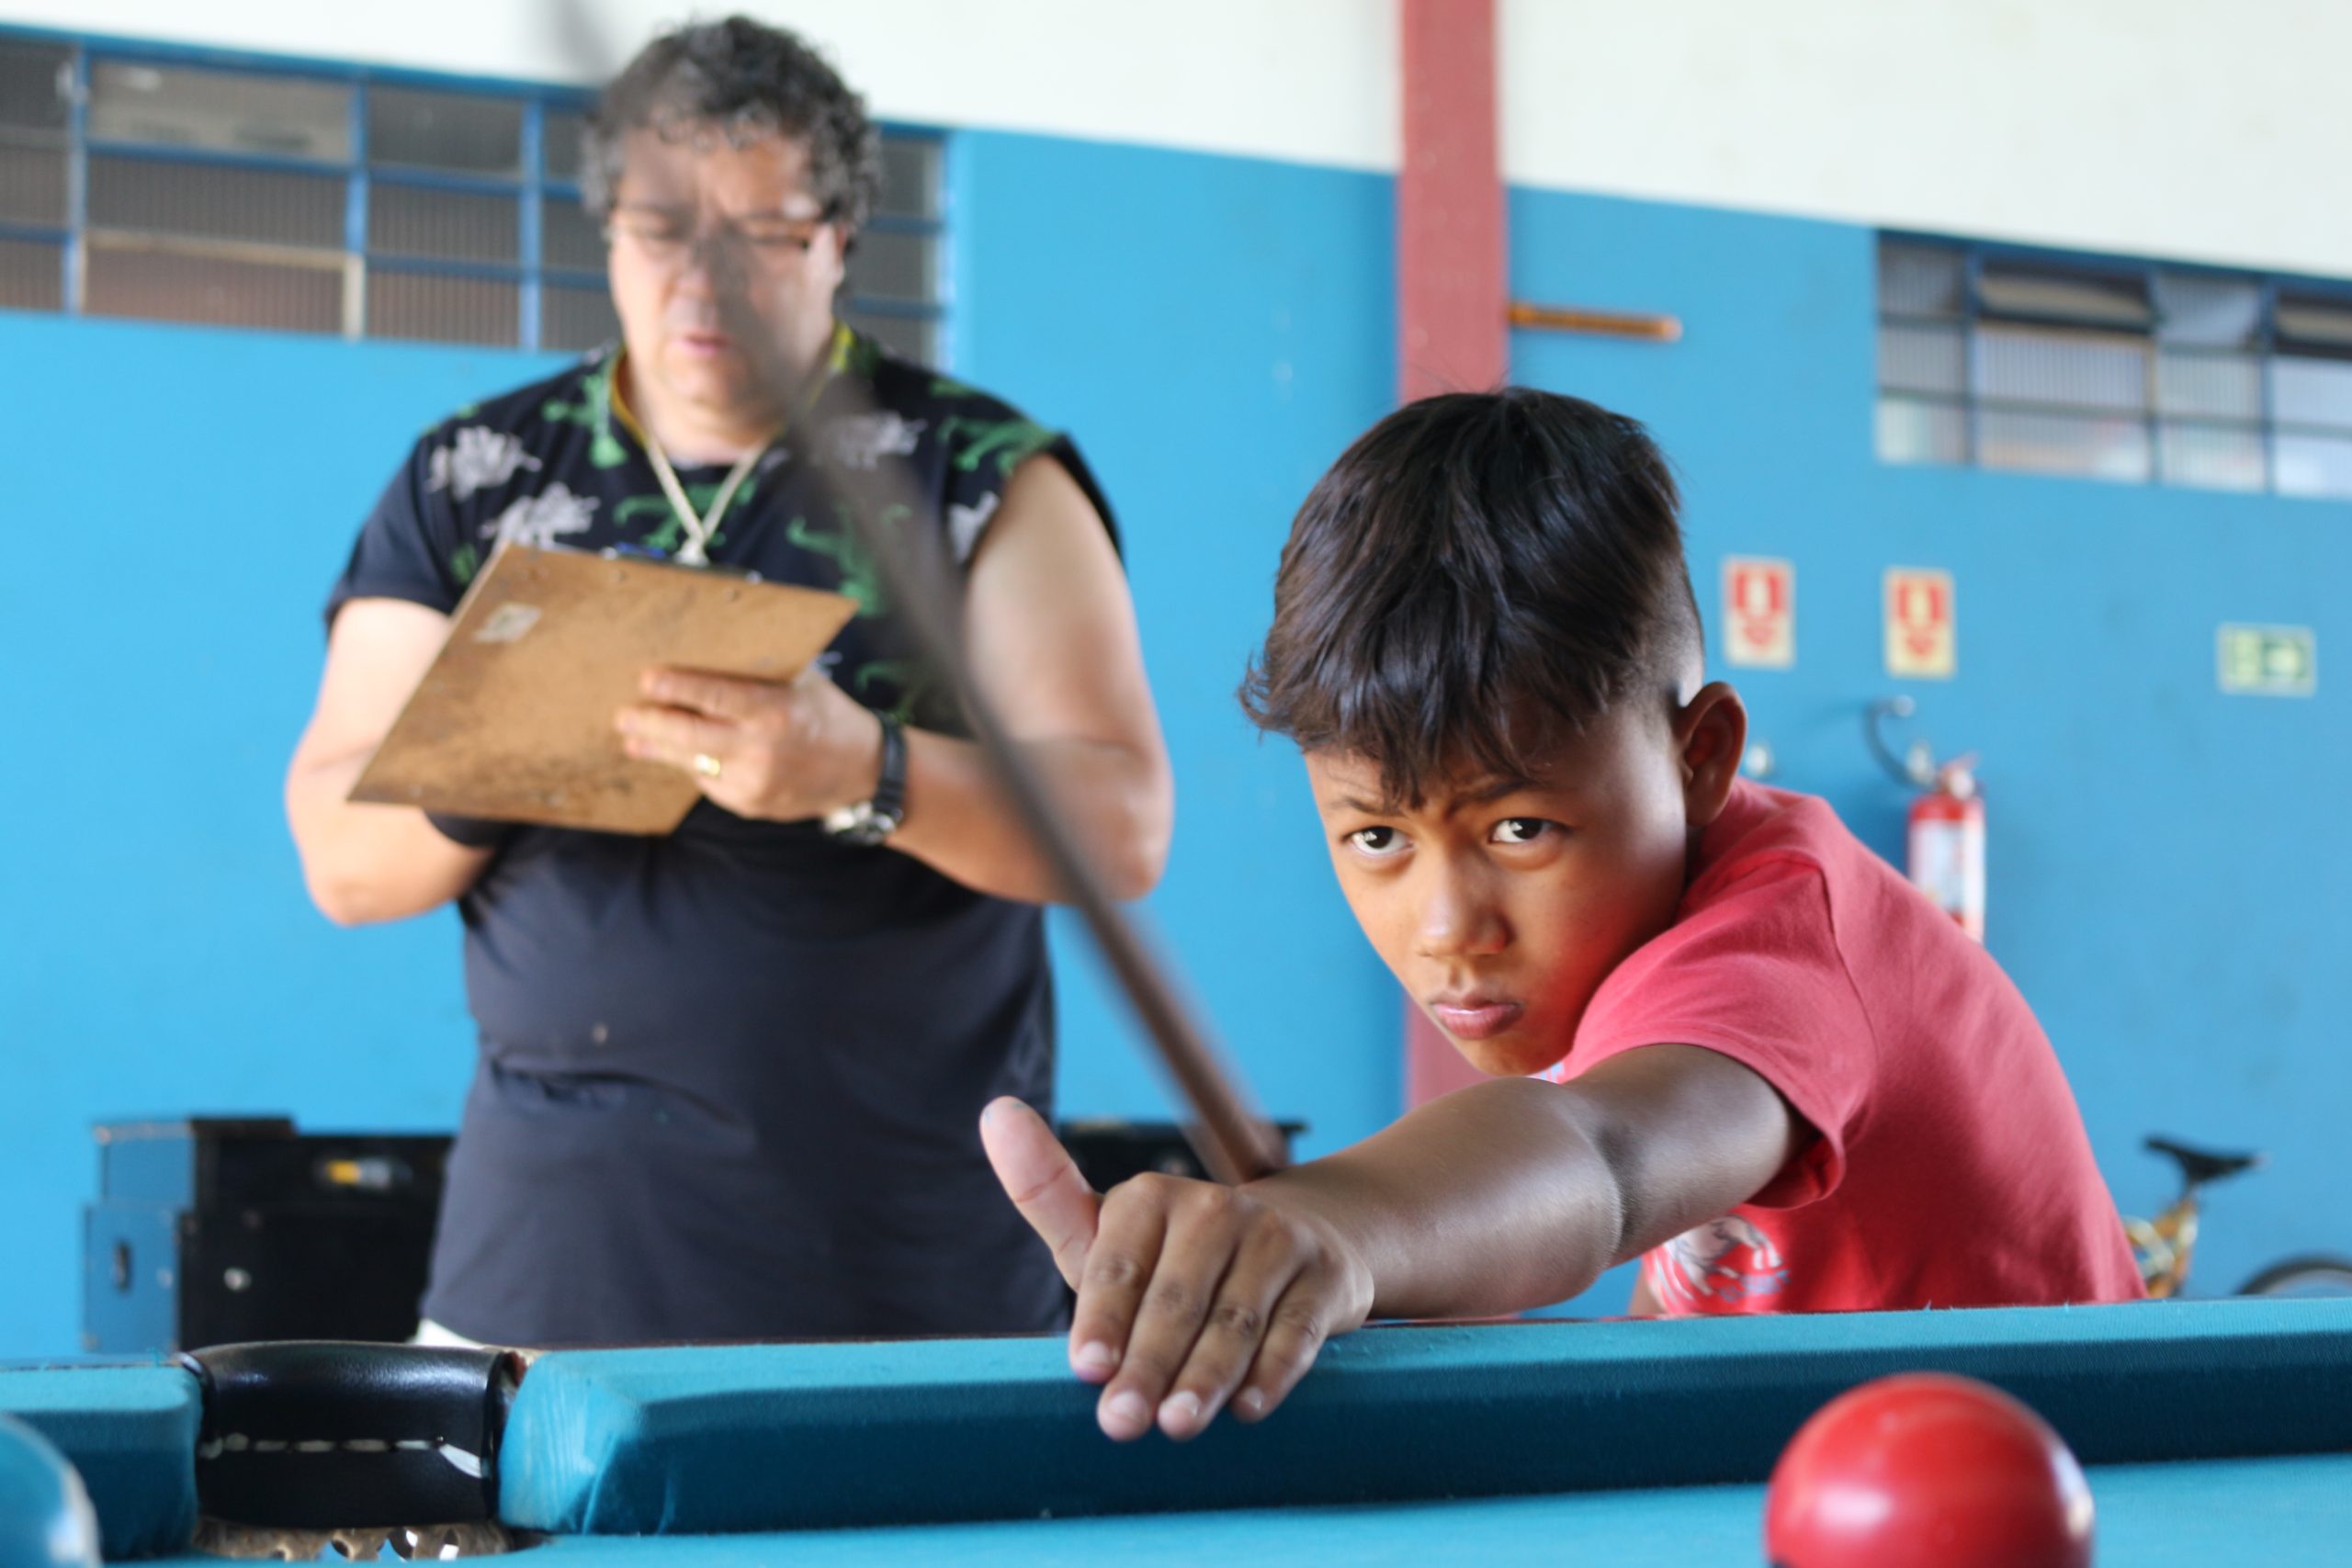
367;269;519;345
0;31;952;361
85;243;344;334
1876;233;2352;498
0;234;62;310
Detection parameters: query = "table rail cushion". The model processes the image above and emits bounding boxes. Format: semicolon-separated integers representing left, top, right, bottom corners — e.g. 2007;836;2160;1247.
498;1297;2352;1536
0;1363;200;1559
182;1342;517;1529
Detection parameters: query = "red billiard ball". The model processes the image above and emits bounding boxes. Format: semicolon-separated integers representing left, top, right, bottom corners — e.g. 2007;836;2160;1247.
1764;1372;2094;1568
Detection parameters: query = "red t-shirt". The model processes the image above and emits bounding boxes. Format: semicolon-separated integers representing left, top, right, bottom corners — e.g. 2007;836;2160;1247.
1544;781;2143;1314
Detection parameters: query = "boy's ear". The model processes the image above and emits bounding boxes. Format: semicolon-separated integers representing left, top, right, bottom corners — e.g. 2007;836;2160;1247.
1673;682;1748;828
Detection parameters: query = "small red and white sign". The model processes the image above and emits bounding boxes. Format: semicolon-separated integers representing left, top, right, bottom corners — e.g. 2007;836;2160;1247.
1723;558;1794;669
1884;568;1956;679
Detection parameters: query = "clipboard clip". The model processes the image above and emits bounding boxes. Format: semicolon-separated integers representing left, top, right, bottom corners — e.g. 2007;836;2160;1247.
595;542;765;584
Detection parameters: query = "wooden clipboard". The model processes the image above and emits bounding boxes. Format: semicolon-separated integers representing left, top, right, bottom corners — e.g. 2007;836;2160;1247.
350;542;859;834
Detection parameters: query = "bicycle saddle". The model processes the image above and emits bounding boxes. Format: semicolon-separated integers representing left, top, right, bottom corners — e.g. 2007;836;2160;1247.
2145;1136;2264;1186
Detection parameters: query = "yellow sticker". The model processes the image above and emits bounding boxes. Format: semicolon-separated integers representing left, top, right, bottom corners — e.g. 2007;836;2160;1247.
1884;568;1956;679
1723;558;1795;670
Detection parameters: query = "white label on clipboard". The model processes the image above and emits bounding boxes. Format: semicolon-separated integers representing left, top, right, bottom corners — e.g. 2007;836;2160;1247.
474;604;544;644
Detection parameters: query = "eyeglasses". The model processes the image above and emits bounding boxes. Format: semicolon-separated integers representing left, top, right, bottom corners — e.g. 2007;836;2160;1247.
605;208;833;272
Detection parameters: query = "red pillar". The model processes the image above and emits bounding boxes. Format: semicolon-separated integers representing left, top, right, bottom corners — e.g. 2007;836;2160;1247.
1399;0;1508;1104
1397;0;1506;403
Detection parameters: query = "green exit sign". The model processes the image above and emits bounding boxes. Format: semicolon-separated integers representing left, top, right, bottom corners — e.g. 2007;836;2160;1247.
2218;624;2317;697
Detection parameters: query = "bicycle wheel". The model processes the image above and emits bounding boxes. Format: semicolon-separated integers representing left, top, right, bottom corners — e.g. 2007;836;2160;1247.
2237;1254;2352;1298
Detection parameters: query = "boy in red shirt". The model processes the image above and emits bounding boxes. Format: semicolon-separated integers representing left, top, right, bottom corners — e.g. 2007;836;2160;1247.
981;389;2142;1443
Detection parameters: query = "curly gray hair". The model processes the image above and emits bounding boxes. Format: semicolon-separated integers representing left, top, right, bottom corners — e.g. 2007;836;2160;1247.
579;16;882;233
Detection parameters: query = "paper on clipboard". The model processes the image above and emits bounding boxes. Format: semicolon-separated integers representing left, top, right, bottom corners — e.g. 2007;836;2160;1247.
350;541;859;834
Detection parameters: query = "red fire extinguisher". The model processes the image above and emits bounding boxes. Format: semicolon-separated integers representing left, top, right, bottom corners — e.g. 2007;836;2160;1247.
1906;758;1984;942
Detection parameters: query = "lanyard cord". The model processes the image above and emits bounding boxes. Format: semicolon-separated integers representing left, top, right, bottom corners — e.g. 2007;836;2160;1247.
640;438;758;569
624;322;854;568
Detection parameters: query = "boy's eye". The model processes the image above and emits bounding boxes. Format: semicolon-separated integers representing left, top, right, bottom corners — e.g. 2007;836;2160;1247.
1345;826;1407;858
1491;818;1554;846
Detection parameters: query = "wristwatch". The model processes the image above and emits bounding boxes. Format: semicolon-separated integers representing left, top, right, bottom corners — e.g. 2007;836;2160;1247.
822;711;907;846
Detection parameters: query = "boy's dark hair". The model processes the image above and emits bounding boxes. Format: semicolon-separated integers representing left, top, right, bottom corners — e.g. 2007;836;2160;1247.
582;16;882;233
1240;388;1702;805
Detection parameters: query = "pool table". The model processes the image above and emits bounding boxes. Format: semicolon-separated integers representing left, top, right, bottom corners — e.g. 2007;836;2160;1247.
6;1296;2349;1564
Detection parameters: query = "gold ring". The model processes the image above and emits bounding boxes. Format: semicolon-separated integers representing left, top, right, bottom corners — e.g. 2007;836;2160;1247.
692;752;723;781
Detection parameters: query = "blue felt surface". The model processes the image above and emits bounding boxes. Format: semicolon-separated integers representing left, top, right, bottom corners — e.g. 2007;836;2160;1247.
500;1299;2352;1536
0;1413;100;1568
0;1365;198;1561
371;1453;2352;1567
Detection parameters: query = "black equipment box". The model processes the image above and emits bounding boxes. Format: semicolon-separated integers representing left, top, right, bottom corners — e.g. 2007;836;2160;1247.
82;1118;449;1353
79;1114;1303;1352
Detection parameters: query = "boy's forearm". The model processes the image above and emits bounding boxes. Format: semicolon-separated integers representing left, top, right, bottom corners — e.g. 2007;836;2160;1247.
1249;1077;1628;1320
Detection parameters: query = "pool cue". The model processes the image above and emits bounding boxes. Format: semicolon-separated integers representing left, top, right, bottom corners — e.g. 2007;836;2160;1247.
706;262;1289;1187
538;0;1284;1184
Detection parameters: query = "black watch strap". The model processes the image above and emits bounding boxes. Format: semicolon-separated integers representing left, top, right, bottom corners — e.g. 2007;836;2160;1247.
824;712;907;844
869;712;908;821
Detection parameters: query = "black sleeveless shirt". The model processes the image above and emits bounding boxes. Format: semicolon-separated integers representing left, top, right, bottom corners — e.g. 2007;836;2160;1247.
326;330;1108;1344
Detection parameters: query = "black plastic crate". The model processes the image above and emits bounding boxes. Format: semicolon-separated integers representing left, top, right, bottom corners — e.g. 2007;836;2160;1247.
82;1117;449;1353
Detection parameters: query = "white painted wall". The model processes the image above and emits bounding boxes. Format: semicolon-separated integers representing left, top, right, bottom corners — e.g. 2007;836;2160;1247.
23;0;1403;174
1504;0;2352;278
19;0;2352;276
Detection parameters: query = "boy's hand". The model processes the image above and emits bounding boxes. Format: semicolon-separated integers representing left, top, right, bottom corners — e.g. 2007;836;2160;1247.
980;1097;1374;1442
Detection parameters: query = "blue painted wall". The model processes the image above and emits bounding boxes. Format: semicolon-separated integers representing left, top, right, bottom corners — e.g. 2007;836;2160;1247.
951;131;1398;1163
1510;188;2352;1309
2;138;2342;1355
0;319;558;1353
0;131;1397;1356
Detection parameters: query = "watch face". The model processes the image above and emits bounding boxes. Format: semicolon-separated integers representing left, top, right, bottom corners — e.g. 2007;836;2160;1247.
828;713;907;845
830;802;902;846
